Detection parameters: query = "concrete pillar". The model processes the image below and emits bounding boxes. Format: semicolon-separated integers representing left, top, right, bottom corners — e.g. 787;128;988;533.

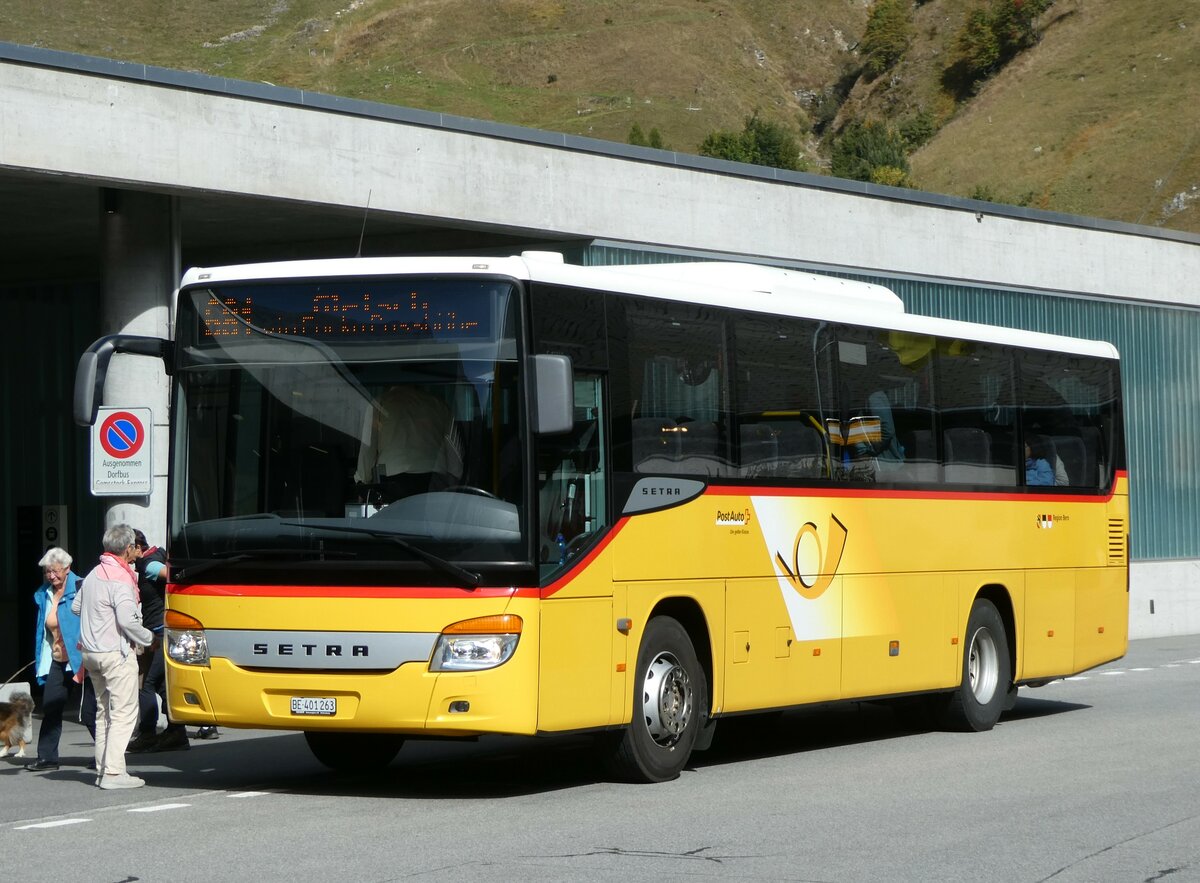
98;189;178;549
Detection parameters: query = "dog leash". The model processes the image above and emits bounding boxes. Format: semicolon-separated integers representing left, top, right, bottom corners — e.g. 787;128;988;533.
1;661;35;690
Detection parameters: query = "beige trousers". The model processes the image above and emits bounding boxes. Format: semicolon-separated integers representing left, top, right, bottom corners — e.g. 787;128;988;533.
83;649;140;777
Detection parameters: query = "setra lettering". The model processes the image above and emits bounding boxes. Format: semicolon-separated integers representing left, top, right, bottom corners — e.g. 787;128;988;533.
251;641;370;658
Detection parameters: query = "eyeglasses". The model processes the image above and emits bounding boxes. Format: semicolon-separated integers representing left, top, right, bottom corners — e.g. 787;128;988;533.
43;568;65;578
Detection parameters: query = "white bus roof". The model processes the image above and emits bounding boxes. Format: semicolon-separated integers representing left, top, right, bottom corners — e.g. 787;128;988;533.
181;252;1119;360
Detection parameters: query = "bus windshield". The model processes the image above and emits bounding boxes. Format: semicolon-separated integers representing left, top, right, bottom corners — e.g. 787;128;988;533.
169;276;528;583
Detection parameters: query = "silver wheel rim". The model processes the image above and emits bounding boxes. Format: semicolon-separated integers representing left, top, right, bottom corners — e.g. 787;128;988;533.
968;627;999;704
641;650;693;747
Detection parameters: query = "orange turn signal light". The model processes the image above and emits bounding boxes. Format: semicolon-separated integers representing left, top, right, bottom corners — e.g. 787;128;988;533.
442;614;522;635
164;609;204;630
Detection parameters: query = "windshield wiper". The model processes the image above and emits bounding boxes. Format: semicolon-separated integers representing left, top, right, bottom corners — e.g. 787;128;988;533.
173;547;356;582
279;521;481;588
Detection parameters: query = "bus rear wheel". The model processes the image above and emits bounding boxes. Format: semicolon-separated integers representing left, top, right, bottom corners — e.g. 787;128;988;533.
604;616;706;783
304;731;404;772
940;599;1011;732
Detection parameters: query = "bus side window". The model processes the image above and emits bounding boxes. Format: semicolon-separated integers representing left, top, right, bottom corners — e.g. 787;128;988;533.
832;329;937;484
622;298;731;478
936;341;1018;487
732;313;831;480
529;284;612;575
535;374;608;575
1019;351;1116;489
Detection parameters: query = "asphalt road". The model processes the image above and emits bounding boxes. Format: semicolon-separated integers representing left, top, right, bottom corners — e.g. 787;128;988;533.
4;634;1200;882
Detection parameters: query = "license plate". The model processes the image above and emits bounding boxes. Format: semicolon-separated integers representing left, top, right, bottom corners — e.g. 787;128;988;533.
291;696;336;716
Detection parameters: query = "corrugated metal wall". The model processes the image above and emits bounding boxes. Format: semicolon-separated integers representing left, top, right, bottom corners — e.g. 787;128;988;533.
584;244;1200;561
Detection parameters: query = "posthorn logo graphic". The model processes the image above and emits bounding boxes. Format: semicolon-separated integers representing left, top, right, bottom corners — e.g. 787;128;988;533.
774;514;848;600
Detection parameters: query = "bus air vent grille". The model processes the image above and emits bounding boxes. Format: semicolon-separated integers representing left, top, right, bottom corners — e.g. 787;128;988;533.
1107;518;1127;564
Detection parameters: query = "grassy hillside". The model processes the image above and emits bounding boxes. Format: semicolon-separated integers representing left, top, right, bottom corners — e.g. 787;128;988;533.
3;0;1196;233
909;0;1200;230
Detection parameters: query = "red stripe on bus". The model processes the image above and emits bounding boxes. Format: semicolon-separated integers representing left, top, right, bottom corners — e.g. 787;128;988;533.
709;476;1125;505
167;584;537;599
540;517;631;599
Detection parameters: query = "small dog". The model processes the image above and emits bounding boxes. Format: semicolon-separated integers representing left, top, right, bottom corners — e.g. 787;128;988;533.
0;693;35;758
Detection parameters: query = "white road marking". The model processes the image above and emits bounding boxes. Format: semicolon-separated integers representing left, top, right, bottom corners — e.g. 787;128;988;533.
16;818;91;830
128;803;191;813
228;791;269;798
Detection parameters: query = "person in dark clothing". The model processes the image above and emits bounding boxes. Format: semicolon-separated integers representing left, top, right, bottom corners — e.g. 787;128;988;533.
126;530;191;753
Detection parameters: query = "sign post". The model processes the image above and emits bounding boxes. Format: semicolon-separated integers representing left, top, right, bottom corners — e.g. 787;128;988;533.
91;407;153;496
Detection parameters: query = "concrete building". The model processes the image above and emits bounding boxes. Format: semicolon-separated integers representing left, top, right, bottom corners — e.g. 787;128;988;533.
2;42;1198;676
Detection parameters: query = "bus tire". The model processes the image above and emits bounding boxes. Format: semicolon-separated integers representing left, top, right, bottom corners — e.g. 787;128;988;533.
941;599;1011;732
304;731;404;772
604;616;705;783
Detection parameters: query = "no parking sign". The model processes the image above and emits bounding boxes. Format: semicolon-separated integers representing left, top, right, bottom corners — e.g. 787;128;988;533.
91;407;152;496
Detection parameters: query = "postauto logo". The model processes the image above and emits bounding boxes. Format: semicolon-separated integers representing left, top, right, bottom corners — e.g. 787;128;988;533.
774;514;848;600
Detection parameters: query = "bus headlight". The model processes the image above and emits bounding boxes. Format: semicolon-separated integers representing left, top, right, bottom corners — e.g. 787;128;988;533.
430;614;521;672
165;610;209;667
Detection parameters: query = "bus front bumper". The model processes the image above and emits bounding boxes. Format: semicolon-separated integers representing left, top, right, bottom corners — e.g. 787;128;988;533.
165;653;538;737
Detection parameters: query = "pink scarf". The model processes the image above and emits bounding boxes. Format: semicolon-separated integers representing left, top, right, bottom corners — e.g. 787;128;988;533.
97;552;139;599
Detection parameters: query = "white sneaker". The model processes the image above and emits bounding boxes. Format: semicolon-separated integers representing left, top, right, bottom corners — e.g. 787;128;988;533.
98;773;145;790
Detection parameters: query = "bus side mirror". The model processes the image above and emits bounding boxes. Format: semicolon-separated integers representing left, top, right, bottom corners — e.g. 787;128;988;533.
74;334;174;426
532;354;574;435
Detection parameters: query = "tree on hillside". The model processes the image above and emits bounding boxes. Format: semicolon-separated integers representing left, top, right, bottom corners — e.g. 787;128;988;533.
861;0;914;79
948;0;1053;90
628;123;669;150
831;120;912;187
698;112;805;171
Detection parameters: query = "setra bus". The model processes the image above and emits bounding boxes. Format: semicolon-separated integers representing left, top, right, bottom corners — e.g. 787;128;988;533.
74;252;1128;782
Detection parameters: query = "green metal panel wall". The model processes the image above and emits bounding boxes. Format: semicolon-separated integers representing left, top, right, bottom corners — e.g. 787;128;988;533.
582;243;1198;561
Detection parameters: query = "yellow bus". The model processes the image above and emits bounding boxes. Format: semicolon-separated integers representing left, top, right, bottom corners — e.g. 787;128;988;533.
74;253;1128;782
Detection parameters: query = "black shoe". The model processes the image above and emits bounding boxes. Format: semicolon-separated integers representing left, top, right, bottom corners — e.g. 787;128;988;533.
148;729;190;752
196;726;219;740
25;760;59;772
126;734;158;754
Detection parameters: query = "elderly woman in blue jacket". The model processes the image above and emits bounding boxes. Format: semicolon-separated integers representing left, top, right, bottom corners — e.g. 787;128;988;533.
25;547;96;772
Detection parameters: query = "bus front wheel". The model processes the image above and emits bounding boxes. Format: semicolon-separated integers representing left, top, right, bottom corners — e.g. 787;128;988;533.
304;731;404;772
941;599;1011;732
604;616;706;783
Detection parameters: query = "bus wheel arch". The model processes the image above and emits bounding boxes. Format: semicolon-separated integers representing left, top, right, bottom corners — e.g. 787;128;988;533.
976;583;1017;683
604;602;711;783
649;597;714;712
940;590;1013;732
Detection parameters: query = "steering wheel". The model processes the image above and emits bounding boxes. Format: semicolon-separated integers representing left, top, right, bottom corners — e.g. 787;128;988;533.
564;531;594;561
442;485;499;499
